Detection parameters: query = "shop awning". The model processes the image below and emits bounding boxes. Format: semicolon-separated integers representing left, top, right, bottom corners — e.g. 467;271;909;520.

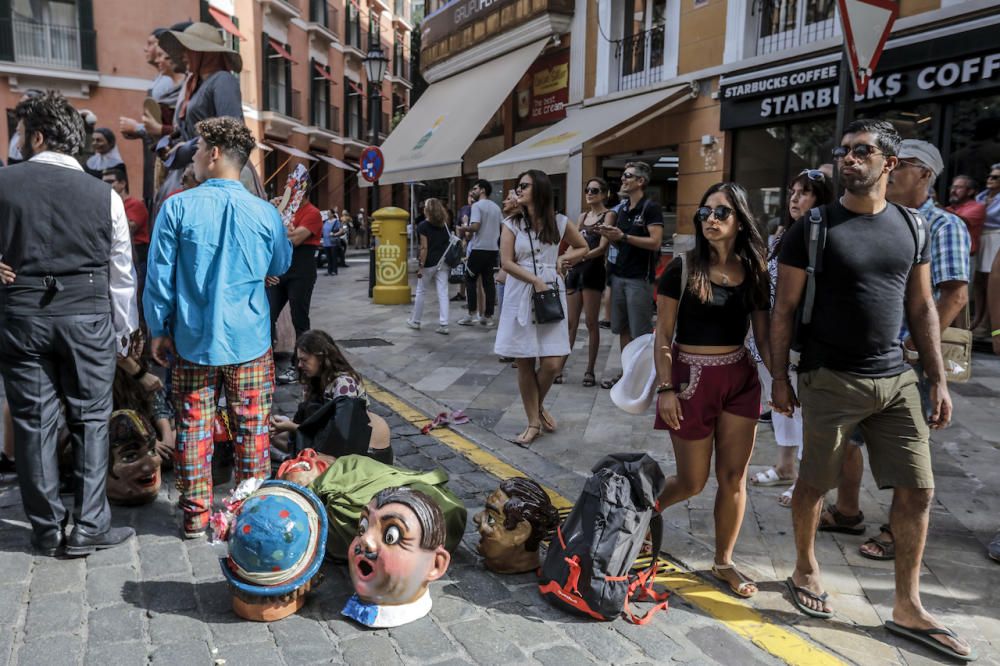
313;153;357;171
208;6;246;41
268;38;298;64
268;142;317;160
478;85;692;181
360;39;548;187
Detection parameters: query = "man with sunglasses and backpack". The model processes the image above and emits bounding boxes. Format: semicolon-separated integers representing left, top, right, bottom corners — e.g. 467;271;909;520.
770;119;973;661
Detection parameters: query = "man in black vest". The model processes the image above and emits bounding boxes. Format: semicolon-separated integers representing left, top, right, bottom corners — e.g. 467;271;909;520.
0;92;138;557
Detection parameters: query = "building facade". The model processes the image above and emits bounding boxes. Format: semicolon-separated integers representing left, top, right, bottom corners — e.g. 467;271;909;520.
0;0;413;213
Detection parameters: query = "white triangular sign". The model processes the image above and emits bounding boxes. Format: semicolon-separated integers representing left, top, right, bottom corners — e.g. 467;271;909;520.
837;0;898;95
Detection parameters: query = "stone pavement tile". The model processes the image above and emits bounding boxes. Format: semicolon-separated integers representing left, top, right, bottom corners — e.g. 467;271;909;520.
88;605;144;644
148;612;210;645
270;613;340;663
24;591;84;637
827;592;884;627
86;564;139;608
28;557;85;597
561;621;642;663
148;640;213;666
613;617;685;660
16;634;83;665
0;628;12;666
213;641;285;666
797;623;901;666
440;564;515;608
139;539;191;580
533;645;598;665
389;616;455;661
0;584;27;624
83;640;148;666
340;633;402;664
428;593;486;625
85;538;137;568
448;620;528;665
0;551;32;582
140;579;198;612
486;602;568;649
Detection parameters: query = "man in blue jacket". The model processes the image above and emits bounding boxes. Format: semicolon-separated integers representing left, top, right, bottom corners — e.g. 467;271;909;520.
144;117;292;538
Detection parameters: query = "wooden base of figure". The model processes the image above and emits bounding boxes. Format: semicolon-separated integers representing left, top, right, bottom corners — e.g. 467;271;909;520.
231;593;306;622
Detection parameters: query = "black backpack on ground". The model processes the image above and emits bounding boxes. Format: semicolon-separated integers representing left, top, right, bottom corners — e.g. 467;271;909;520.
538;453;669;624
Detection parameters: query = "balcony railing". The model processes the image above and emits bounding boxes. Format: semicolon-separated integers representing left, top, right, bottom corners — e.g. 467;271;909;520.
346;109;363;140
345;17;364;51
3;18;89;69
392;52;408;79
614;24;665;93
754;0;838;56
266;81;289;115
309;1;340;39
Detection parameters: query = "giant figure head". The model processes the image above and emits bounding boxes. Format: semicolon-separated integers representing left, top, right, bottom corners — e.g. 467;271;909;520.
106;410;162;505
474;477;559;574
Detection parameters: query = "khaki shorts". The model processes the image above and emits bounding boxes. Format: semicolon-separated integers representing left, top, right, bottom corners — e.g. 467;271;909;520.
797;367;933;492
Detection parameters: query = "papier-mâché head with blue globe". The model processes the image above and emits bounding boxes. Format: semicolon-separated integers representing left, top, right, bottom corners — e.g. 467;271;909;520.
220;480;328;621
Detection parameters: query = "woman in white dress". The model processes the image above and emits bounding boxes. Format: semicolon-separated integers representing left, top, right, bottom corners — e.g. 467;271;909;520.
494;170;588;446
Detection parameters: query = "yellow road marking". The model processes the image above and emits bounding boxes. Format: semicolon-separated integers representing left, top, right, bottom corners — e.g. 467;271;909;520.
368;384;848;666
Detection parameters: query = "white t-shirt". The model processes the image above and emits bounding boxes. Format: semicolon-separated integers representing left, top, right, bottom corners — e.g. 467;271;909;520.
469;198;503;252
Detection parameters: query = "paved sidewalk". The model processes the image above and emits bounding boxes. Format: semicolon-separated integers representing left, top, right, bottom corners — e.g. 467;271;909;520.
301;259;1000;665
0;381;783;665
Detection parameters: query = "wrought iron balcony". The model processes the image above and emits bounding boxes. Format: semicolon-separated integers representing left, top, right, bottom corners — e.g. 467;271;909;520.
615;23;665;93
1;18;93;69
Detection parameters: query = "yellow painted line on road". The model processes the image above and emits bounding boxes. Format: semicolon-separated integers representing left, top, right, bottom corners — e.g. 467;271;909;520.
368;384;847;666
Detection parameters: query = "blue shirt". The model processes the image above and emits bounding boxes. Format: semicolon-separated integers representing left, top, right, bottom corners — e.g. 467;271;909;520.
321;218;341;247
144;179;292;366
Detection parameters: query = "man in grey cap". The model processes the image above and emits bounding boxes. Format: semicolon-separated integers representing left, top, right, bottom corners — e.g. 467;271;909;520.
826;139;972;566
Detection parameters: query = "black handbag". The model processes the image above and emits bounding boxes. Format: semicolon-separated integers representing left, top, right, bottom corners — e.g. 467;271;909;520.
526;224;564;324
294;395;372;458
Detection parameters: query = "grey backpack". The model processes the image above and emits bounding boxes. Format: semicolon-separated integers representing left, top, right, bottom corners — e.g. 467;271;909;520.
538;453;669;624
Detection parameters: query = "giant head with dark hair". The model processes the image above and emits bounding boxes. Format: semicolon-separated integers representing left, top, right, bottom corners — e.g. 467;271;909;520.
193;116;255;182
474;477;559;574
15;91;85;159
348;486;451;610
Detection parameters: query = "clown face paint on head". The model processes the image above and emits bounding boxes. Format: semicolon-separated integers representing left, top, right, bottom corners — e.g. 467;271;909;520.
106;410;161;505
344;487;450;628
276;449;335;487
474;477;558;574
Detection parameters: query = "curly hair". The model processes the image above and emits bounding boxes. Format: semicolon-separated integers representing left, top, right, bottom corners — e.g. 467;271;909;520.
195;116;255;168
15;91;85;156
498;477;559;551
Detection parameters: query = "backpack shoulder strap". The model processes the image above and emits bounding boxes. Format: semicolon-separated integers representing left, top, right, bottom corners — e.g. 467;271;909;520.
801;206;827;325
678;252;688;309
892;202;927;265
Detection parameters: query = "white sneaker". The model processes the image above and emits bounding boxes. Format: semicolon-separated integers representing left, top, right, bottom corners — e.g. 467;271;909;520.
276;366;298;385
480;316;495;328
406;319;421;330
435;325;449;335
457;314;479;326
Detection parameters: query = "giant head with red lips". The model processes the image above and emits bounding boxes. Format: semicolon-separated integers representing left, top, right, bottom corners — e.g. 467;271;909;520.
342;486;451;628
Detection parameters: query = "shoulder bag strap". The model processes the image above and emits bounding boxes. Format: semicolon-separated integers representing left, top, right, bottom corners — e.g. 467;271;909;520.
525;219;540;277
801;206;826;325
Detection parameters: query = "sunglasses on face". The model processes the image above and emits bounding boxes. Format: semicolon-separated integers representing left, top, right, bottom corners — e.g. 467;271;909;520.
832;144;884;161
695;205;734;223
987;174;1000;180
585;187;604;195
515;182;531;192
799;169;826;181
621;172;638;181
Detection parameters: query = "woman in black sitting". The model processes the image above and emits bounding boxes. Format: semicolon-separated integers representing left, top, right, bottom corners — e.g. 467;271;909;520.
270;330;392;464
652;182;772;599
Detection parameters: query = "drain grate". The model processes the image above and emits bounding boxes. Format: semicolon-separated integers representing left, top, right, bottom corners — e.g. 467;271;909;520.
337;338;394;348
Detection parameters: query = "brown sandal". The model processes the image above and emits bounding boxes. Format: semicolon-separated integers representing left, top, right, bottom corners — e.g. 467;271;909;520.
859;524;895;560
817;503;866;535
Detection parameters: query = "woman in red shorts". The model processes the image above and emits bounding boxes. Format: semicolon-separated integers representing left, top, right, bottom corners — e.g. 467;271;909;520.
652;182;772;598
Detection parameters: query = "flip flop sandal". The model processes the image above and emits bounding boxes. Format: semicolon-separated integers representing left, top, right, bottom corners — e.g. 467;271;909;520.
600;374;622;389
711;564;757;598
449;410;470;425
817;503;866;535
750;467;795;487
785;578;833;619
539;409;557;433
860;524;895;560
885;621;976;662
582;371;596;387
513;425;541;448
778;485;794;508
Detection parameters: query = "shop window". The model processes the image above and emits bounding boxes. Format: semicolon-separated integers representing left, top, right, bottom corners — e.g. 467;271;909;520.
311;60;331;130
263;149;281;200
948;95;1000;189
617;0;666;92
755;0;839;57
262;34;292;116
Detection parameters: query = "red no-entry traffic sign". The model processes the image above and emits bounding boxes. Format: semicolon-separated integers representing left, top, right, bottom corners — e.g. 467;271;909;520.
837;0;898;96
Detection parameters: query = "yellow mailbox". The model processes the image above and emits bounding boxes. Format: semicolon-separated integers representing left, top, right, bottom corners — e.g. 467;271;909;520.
370;206;411;305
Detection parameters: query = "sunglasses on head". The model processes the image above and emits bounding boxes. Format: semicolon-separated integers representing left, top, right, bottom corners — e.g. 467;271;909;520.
695;205;734;223
585;187;604;195
799;169;826;181
832;143;884;161
515;182;531;192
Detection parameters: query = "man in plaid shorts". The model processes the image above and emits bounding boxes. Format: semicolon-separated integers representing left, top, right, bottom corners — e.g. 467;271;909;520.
144;117;292;537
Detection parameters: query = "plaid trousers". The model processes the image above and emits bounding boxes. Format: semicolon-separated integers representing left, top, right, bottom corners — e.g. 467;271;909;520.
172;350;275;532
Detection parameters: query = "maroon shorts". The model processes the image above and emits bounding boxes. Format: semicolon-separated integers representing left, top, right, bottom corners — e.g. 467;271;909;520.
654;347;761;440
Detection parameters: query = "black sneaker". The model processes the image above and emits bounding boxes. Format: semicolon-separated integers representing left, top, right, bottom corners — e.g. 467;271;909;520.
0;452;15;474
599;320;611;329
276;366;298;385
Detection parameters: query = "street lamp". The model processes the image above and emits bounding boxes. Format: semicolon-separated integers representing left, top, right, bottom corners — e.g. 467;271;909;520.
363;32;388;297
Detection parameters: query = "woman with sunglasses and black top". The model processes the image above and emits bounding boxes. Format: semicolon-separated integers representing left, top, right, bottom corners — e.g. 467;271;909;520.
749;169;834;506
556;178;614;387
652;182;772;599
495;170;589;446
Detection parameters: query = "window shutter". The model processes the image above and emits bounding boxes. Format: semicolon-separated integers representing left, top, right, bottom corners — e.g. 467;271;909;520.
199;0;211;23
0;0;13;62
261;32;270;110
78;0;97;70
284;44;292;116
